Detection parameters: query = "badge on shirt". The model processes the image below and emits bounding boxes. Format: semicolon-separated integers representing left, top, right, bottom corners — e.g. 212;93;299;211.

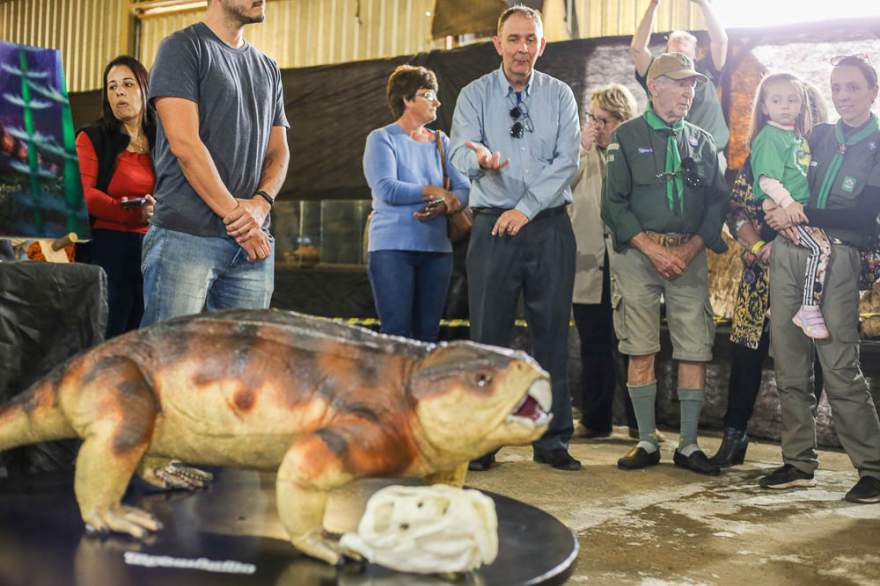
607;143;620;152
869;142;878;152
688;135;699;147
841;176;857;192
638;147;653;154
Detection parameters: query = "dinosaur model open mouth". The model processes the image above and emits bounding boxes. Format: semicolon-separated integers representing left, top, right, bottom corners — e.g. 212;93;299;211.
507;378;552;426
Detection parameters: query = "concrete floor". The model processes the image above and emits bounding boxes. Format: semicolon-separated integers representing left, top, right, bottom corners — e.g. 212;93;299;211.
463;428;880;586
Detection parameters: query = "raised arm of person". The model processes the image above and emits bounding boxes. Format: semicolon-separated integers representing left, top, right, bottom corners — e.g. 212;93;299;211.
631;0;660;78
693;0;728;70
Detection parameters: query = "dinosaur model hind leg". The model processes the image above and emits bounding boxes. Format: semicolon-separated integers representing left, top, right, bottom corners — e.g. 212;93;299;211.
71;357;162;538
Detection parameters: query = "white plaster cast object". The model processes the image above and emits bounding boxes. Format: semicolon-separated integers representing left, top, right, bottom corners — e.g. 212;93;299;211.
340;484;499;573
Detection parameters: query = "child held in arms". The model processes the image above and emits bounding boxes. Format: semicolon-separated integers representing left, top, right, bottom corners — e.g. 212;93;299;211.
750;72;830;339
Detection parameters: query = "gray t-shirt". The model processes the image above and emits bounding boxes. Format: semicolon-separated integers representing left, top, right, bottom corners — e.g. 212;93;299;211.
149;22;289;237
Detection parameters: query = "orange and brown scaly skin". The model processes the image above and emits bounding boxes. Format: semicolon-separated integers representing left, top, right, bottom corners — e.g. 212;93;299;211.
0;309;550;564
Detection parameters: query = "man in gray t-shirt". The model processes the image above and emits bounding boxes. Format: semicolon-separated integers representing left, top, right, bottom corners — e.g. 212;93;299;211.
141;0;290;327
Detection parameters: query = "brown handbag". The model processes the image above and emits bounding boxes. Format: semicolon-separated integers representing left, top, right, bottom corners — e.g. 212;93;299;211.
435;131;472;242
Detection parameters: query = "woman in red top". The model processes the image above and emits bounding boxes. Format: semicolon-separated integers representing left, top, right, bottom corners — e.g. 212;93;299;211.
76;55;156;338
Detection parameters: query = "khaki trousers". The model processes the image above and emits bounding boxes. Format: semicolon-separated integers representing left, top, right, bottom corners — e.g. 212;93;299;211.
770;238;880;478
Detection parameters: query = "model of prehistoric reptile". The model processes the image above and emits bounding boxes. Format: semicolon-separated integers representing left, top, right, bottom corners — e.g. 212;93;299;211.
0;309;552;564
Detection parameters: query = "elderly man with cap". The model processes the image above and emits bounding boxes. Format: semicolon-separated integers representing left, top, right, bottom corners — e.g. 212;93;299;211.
602;53;729;475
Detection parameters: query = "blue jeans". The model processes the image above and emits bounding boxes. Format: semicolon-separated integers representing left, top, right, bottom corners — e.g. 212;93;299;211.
140;225;274;327
368;250;453;342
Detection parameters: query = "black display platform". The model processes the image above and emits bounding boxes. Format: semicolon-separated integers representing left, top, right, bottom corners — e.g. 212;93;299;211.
0;470;577;586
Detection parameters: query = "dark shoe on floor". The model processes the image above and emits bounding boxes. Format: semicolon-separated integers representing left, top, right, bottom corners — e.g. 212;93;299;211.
579;426;612;439
533;448;582;471
617;446;660;470
709;427;749;468
673;449;721;476
759;464;815;489
468;453;496;472
845;476;880;503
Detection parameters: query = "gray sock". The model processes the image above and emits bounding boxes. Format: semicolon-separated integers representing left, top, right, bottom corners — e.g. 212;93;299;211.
678;388;705;452
628;382;658;453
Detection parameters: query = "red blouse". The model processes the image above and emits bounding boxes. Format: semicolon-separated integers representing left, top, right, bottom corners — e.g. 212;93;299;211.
75;132;155;234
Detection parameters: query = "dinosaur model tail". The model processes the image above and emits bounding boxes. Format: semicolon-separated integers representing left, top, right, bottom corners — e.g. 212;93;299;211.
0;370;76;453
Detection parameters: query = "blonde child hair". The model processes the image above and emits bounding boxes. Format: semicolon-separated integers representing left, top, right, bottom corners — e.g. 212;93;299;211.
747;72;813;148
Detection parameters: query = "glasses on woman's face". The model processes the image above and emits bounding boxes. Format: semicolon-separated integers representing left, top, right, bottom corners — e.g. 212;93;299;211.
509;105;534;138
586;112;614;129
415;90;438;102
831;53;872;66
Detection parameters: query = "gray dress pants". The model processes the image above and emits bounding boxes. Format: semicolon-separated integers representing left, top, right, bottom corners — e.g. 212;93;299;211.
466;207;576;451
770;237;880;478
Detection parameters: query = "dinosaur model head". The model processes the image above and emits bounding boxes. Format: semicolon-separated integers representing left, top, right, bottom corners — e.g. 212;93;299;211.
407;341;551;466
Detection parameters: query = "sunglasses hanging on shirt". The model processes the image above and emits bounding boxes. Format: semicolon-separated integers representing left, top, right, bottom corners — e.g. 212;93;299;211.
509;104;534;139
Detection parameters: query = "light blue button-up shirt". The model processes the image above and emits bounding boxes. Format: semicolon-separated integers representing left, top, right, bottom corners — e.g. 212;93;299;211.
449;67;580;220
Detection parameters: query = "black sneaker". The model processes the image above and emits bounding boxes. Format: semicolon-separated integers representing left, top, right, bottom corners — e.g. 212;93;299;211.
759;464;815;489
844;476;880;503
617;446;660;470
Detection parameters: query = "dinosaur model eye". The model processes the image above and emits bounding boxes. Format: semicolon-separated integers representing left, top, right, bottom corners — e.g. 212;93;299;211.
475;372;492;387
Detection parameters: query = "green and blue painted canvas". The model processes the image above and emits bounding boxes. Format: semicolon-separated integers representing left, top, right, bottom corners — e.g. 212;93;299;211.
0;41;89;239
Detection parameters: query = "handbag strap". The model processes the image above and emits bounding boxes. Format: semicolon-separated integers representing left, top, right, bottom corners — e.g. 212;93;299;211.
435;130;451;190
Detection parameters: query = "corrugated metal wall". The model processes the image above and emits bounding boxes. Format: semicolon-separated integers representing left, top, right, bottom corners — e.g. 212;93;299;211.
138;0;442;71
0;0;129;92
576;0;703;40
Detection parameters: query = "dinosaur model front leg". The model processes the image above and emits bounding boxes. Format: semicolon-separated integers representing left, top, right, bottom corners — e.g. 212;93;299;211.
424;462;469;487
72;358;162;538
276;431;360;565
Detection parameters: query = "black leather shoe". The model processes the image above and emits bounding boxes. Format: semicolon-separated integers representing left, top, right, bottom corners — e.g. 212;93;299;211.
617;446;660;470
468;452;496;472
533;448;582;471
709;427;749;468
674;449;721;475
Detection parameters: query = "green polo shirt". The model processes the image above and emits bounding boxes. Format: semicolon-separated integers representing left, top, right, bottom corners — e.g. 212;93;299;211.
751;124;811;204
602;116;730;253
808;119;880;248
636;55;729;150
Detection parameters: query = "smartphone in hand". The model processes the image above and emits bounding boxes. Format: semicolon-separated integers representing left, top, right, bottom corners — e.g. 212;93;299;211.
120;197;147;208
418;198;445;214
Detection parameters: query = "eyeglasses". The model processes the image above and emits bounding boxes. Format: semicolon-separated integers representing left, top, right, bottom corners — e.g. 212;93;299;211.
509;105;534;138
587;113;616;129
831;53;872;66
415;90;438;102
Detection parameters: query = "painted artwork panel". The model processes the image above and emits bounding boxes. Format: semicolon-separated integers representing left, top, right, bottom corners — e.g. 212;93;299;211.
0;41;90;240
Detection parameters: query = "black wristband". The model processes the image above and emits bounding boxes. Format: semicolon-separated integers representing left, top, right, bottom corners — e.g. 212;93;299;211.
255;190;274;207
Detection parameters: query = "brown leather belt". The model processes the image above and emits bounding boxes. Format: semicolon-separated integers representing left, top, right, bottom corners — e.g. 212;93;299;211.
645;231;691;247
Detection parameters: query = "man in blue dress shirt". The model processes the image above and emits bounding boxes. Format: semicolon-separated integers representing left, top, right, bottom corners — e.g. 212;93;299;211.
450;5;581;471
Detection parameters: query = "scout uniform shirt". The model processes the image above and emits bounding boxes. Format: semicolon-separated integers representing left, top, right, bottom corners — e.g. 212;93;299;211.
807;118;880;249
602;115;729;253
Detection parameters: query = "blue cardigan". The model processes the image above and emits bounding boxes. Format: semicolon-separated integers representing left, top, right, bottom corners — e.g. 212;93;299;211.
363;123;469;253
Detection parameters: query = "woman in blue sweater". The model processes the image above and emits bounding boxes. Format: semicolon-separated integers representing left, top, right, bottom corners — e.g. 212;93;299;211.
363;65;469;341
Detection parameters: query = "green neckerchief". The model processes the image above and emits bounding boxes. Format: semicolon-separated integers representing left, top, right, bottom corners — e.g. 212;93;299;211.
644;103;685;214
816;114;880;209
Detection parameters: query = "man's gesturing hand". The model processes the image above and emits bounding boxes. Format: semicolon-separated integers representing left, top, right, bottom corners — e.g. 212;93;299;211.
465;140;509;171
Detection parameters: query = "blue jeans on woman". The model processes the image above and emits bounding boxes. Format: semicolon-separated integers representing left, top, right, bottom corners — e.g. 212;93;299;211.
368;250;453;342
140;225;274;327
